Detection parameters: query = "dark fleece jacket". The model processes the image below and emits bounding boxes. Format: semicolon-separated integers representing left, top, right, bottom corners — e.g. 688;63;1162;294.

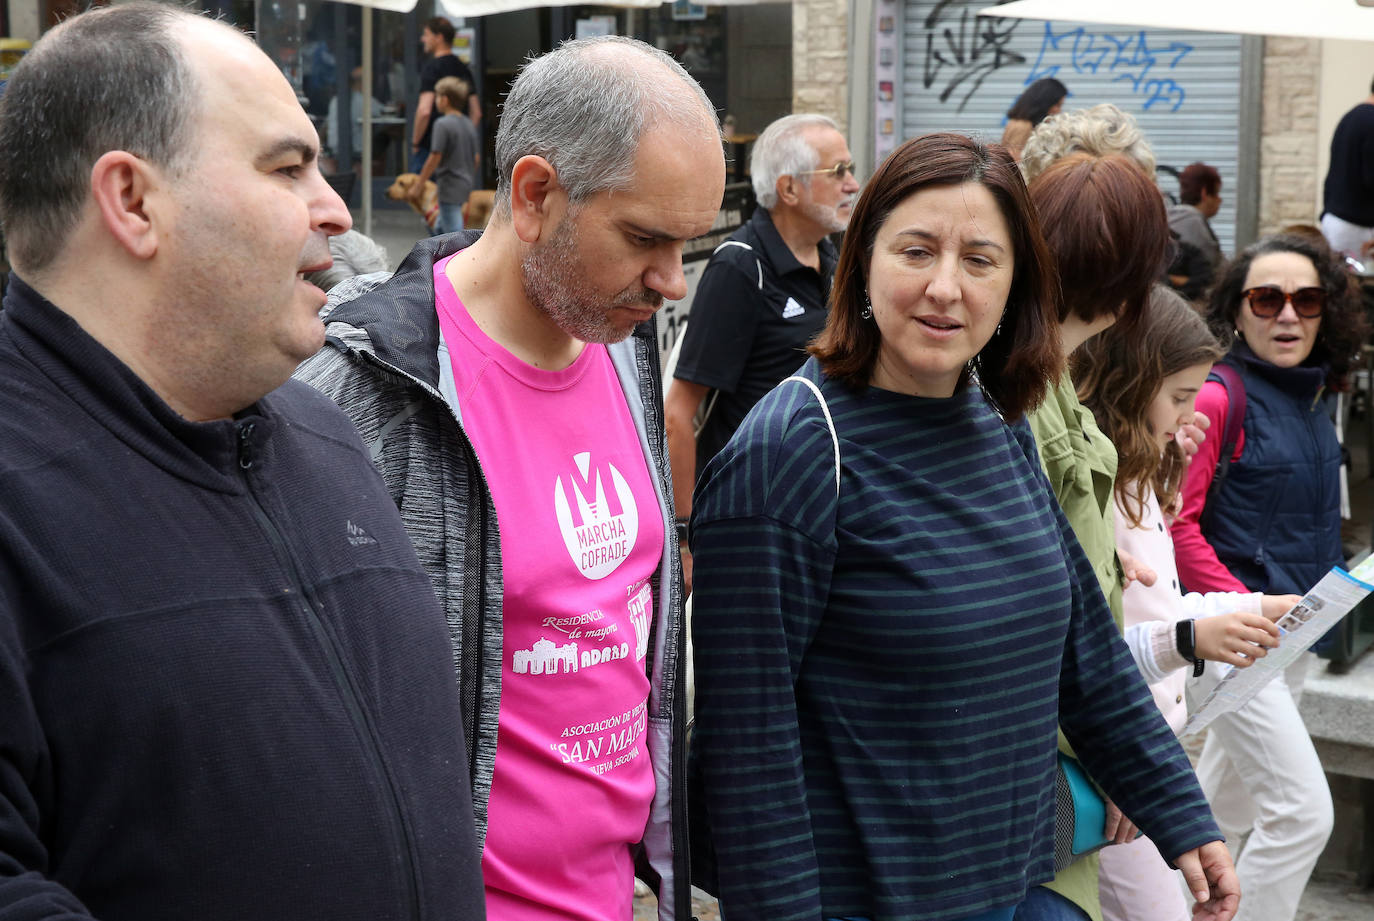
0;276;484;921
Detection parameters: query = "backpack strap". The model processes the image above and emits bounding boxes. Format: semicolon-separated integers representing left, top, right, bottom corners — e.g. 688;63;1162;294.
783;375;840;497
1202;364;1246;526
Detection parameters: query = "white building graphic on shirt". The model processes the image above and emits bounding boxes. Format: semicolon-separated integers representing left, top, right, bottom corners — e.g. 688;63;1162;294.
513;637;579;676
628;583;651;661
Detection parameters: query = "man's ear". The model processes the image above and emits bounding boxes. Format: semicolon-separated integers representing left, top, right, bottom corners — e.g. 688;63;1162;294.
509;154;562;244
776;174;802;208
89;151;161;261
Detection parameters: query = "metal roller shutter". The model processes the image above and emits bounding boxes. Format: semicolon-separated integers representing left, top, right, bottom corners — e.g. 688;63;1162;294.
898;0;1248;254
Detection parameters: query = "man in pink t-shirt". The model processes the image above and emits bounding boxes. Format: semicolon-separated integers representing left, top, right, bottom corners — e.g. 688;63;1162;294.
296;36;726;921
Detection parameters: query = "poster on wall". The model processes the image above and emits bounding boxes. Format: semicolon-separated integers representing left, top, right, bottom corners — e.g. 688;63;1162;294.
453;27;475;65
872;0;901;163
672;1;706;21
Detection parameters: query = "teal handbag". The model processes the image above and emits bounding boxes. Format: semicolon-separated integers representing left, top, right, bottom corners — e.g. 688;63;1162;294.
1052;752;1110;870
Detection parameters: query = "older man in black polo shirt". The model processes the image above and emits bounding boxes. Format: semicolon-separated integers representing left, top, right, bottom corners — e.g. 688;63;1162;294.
665;113;858;590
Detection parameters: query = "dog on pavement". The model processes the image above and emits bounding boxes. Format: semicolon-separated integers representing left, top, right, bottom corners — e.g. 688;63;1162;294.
387;173;439;233
464;189;495;230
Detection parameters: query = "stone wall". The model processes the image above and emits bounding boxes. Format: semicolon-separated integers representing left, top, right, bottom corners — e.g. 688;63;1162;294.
1259;37;1323;234
791;0;850;133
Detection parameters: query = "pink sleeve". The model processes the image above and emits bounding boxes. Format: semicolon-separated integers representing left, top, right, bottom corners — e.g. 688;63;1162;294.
1171;381;1250;593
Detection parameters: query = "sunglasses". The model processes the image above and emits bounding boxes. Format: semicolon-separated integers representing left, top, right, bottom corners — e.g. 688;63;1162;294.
1241;285;1326;319
800;160;856;181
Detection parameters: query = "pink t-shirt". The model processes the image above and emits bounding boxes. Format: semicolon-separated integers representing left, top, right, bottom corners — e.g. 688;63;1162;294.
433;257;661;921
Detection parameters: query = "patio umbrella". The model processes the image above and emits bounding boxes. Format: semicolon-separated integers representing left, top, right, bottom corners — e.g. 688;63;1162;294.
979;0;1374;41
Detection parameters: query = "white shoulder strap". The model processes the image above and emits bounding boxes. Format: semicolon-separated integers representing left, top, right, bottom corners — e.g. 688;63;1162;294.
783;375;840;497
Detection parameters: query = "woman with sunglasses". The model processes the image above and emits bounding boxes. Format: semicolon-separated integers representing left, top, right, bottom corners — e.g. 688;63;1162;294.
1170;232;1366;921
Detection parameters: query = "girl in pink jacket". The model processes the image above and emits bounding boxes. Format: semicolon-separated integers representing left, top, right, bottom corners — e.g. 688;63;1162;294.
1074;286;1297;921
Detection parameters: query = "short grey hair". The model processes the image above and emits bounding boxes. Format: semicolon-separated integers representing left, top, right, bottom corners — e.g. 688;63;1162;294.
493;36;719;219
750;114;840;210
0;1;205;274
1020;104;1156;183
306;230;389;293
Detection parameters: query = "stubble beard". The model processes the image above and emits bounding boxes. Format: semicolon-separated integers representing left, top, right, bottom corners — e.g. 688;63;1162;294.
520;214;663;345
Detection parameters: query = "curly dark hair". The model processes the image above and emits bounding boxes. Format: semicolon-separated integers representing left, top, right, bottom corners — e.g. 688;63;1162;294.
1205;233;1368;391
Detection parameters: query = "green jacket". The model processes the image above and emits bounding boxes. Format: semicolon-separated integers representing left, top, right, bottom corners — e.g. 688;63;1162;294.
1026;370;1127;921
1030;370;1124;627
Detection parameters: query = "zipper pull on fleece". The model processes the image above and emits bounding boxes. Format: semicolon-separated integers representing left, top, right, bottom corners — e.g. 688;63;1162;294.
237;421;256;470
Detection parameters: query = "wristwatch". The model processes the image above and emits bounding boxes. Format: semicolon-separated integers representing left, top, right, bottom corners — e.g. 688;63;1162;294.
675;518;690;544
1176;619;1206;677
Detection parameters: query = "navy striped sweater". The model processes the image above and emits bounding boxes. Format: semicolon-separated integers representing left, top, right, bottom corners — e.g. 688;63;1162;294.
689;358;1220;921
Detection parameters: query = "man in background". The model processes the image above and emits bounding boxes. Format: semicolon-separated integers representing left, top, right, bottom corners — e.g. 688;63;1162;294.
1321;77;1374;260
1167;161;1224;300
298;35;723;920
325;65;383;175
664;113;858;591
411;16;480;172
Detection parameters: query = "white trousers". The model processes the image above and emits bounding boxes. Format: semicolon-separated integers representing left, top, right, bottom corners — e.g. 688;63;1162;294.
1188;657;1333;921
1099;834;1190;921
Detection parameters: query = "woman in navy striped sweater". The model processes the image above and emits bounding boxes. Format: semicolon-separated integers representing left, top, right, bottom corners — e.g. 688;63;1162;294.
688;133;1239;921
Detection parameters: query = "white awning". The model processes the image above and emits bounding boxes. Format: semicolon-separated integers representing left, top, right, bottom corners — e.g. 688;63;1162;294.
335;0;415;11
439;0;657;14
979;0;1374;41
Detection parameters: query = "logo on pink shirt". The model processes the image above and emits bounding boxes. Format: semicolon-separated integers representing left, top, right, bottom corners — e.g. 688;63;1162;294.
553;451;640;580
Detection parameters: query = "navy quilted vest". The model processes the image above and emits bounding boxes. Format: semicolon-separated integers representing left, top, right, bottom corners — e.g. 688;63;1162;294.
1201;348;1343;594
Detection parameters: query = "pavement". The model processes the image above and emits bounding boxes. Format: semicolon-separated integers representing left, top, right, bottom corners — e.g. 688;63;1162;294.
632;874;1372;920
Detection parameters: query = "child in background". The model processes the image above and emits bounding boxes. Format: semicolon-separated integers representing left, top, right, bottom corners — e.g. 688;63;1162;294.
1073;286;1299;921
412;75;480;235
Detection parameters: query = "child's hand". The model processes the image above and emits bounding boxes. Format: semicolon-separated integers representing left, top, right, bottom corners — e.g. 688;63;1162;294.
1119;547;1157;588
1175;410;1211;466
1260;593;1302;622
1194;612;1280;667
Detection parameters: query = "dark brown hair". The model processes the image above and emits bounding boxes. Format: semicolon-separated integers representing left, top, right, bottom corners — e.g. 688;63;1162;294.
1206;233;1368;391
1179;162;1221;205
1006;78;1068;126
424;16;456;44
1075;286;1225;527
810;133;1061;421
1028;152;1170;327
0;1;198;275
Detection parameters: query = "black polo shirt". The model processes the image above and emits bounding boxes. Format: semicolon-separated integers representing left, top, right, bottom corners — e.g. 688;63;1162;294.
674;206;838;473
417;54;476;151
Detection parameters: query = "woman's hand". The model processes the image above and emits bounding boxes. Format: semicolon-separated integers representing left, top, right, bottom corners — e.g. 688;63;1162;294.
1102;797;1138;845
1175;840;1240;920
1194;612;1280;667
1260;593;1302;622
